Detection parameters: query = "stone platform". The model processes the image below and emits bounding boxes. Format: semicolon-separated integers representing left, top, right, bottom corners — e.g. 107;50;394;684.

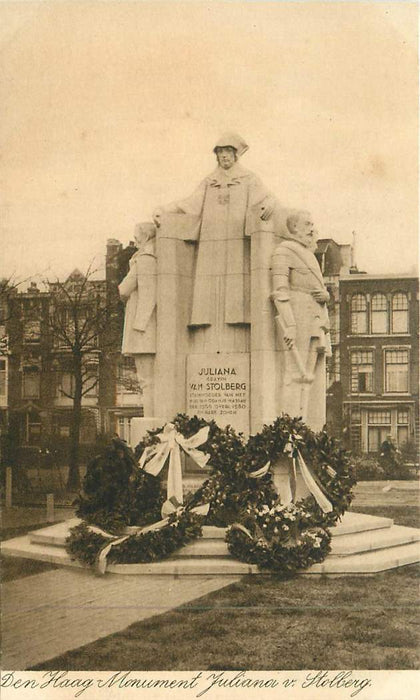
2;511;419;576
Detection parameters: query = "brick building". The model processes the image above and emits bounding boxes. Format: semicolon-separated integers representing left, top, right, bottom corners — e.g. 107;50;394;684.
314;238;355;437
0;283;11;444
2;254;142;466
340;274;419;455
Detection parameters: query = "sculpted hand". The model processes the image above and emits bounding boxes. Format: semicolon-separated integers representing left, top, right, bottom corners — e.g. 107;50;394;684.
153;207;164;227
283;327;296;350
311;289;329;303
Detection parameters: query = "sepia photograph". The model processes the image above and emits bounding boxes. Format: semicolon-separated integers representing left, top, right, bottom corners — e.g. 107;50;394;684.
1;2;418;698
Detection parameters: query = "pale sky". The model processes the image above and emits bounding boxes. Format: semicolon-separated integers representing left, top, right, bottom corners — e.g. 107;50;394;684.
1;1;418;283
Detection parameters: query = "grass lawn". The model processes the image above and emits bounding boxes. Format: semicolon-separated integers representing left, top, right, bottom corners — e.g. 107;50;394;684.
351;505;419;529
31;502;420;672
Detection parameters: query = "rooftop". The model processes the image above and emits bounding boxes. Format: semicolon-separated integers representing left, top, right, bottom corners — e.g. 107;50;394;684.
340;273;418;281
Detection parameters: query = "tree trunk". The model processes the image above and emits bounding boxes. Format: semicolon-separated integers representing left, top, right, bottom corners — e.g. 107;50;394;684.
67;356;83;491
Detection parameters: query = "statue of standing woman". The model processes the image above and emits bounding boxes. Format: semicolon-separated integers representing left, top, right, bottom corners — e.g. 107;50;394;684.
154;132;278;353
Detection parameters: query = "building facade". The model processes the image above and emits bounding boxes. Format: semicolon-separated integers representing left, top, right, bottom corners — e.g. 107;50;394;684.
315;238;355;437
340;274;419;455
0;284;11;449
2;256;143;466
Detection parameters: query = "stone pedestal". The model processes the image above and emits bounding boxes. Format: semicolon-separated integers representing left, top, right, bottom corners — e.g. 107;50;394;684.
126;207;328;445
132;212;289;440
250;221;282;432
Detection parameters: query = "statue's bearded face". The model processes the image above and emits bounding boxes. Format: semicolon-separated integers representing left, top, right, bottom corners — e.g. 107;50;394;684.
293;216;317;249
216;147;237;170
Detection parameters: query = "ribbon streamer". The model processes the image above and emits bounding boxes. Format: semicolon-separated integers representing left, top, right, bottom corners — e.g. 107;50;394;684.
94;502;210;575
295;449;332;513
138;423;210;510
249;461;270;479
250;437;333;514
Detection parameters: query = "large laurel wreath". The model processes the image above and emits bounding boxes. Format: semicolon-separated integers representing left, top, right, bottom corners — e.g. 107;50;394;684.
66;414;355;576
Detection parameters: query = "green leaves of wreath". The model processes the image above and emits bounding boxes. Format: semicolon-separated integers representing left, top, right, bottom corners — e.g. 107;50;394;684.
66;414;355;575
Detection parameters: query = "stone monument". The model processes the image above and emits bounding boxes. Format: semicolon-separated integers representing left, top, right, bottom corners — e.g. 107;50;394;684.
119;134;330;449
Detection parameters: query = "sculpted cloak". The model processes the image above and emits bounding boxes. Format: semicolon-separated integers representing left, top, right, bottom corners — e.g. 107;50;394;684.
271;238;332;431
118;240;157;355
171;162;274;327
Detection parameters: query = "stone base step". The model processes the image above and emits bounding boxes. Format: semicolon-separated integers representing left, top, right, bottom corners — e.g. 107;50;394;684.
333;512;393;535
172;539;230;557
3;533;419;576
28;512;393;548
2;512;419;577
302;541;420;575
331;525;420;556
1;535;83;568
29;518;82;547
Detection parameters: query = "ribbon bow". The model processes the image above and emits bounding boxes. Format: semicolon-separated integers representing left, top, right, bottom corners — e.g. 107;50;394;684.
138;423;210;510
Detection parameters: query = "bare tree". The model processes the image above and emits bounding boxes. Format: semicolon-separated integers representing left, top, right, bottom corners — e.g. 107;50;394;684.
0;276;21;354
46;266;119;490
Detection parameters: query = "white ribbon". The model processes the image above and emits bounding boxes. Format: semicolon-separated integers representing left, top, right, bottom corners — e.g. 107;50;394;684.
94;502;210;575
138;423;210;508
284;439;333;513
249;461;271;479
250;439;333;514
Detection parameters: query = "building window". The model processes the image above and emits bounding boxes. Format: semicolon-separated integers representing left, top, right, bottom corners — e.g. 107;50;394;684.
117;356;140;394
53;413;71;438
371;294;388;334
351;350;374;393
23;320;41;343
57;372;75;398
367;410;391;453
22;365;40;399
391;293;408;334
384;348;409;393
327;347;340;386
80;411;97;443
26;413;42;445
350;294;368;334
83;362;99;397
0;358;6;398
397;409;409;447
118;416;132;444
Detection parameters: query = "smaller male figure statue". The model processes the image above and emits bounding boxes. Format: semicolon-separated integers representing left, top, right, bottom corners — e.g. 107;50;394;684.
118;222;157;415
271;211;331;432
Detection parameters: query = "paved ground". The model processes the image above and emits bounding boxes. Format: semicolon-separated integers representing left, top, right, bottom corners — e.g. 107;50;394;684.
2;568;239;669
1;502;240;670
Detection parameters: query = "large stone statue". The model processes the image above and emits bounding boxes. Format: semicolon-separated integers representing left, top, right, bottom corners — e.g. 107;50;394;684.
154;132;278;353
118;222;157;415
271;211;331;431
118;141;330;446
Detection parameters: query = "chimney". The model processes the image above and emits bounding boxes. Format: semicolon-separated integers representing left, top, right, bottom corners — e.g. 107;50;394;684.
350;231;356;268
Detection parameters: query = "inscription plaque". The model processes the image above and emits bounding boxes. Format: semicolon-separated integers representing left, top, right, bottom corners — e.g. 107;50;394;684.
186;353;250;434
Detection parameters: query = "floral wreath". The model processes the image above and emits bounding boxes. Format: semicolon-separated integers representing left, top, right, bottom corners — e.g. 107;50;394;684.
66;414;355;576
